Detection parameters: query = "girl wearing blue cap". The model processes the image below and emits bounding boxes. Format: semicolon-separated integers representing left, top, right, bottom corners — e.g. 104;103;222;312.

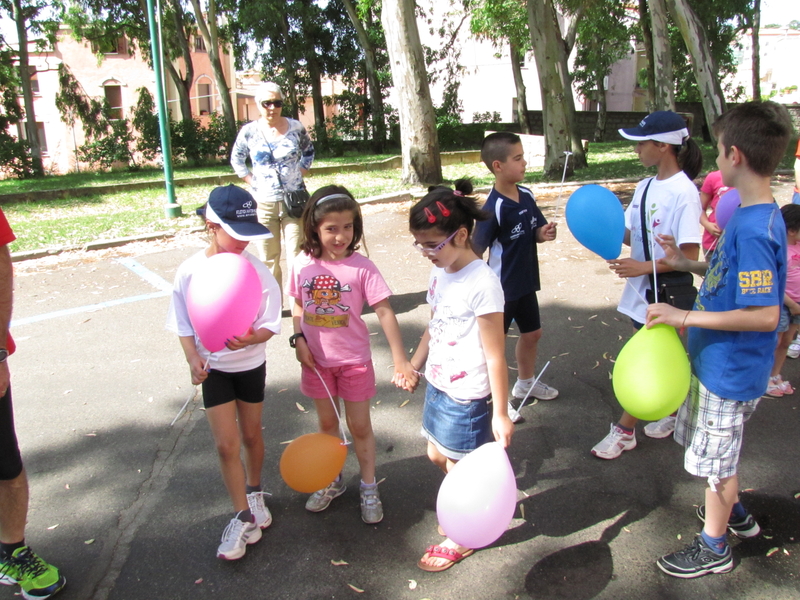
591;111;703;459
166;185;282;560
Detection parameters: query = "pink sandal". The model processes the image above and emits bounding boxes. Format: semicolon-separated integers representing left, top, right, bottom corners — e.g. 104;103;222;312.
417;544;475;572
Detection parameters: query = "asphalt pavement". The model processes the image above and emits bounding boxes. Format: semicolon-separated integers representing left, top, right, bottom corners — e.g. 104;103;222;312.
3;176;800;600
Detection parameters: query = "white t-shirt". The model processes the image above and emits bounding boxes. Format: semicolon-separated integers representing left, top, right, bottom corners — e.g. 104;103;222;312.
166;249;282;372
618;173;702;323
425;259;505;400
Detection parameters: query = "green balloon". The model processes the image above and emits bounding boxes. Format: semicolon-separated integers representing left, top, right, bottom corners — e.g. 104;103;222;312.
612;324;691;421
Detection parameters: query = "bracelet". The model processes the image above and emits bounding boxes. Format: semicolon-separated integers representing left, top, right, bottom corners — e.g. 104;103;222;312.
288;333;305;348
681;311;690;328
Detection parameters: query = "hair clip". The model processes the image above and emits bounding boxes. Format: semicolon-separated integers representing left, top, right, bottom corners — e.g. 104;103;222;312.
436;201;451;217
453;190;464;197
424;207;436;223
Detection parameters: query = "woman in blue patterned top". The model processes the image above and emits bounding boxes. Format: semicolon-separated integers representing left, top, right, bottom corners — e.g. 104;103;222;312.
231;82;315;299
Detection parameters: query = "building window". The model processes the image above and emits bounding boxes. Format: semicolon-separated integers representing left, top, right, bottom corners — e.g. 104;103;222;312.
29;66;39;94
105;85;123;120
92;36;126;55
198;82;212;115
194;35;206;52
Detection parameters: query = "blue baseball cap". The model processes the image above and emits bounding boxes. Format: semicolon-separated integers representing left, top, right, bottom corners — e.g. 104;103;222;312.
619;111;690;145
197;185;273;241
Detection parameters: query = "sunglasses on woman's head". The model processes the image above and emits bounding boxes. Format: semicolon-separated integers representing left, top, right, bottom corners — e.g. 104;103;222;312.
261;100;283;108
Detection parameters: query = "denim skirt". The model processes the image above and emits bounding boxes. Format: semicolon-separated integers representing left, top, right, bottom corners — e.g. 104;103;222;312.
421;383;492;460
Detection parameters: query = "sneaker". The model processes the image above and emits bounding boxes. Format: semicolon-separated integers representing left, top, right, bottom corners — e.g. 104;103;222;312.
591;424;636;460
0;546;66;600
360;485;384;524
247;491;273;529
696;505;761;538
643;415;676;439
513;379;559;401
305;479;346;513
217;517;262;560
765;376;784;398
787;340;800;359
657;535;733;578
507;402;524;424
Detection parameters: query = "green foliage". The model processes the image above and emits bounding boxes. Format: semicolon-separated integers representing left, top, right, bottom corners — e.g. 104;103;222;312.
0;34;33;179
131;88;161;162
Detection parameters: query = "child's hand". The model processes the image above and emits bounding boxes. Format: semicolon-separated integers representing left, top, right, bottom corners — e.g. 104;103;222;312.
607;258;646;278
646;302;687;329
294;337;316;370
188;354;209;385
789;302;800;316
226;327;256;351
655;234;691;272
393;360;419;392
492;414;514;448
537;222;557;242
704;222;722;238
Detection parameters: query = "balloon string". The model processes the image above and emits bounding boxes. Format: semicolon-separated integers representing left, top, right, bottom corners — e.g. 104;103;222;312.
170;356;211;427
516;360;551;413
313;366;351;446
650;219;659;304
551;151;573;222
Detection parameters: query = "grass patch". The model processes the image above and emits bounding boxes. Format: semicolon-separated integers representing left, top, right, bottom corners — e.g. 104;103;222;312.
3;139;796;254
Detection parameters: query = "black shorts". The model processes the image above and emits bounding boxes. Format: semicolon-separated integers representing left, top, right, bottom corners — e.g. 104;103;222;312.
0;387;24;481
503;291;542;335
201;362;266;409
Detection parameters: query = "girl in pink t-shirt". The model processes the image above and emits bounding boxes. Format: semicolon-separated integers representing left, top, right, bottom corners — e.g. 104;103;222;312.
288;186;417;524
767;204;800;397
699;170;731;257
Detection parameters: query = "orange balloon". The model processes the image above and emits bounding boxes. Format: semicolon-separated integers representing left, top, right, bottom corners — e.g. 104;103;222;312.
280;433;348;493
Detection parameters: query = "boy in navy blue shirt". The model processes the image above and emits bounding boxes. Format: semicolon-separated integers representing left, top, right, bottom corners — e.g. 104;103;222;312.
474;132;558;423
647;101;793;578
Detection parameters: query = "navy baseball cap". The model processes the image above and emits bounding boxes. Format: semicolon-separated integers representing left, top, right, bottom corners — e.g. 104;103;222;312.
619;111;689;145
197;185;273;241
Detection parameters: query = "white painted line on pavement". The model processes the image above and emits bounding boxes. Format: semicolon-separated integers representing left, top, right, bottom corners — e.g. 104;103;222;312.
11;258;174;327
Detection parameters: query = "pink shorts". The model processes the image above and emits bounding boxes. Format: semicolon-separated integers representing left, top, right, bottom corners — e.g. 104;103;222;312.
300;362;376;402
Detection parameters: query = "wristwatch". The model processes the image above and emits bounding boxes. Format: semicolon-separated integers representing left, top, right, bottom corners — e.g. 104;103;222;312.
288;333;305;348
0;348;8;363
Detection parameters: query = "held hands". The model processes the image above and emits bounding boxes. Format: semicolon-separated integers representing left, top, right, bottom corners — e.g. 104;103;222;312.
391;360;420;392
607;258;648;278
538;222;557;242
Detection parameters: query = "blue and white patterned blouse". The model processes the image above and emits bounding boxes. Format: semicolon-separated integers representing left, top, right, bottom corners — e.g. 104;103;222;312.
230;118;315;204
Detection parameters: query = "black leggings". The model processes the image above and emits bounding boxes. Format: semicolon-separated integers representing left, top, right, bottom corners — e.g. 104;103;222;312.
0;387;23;481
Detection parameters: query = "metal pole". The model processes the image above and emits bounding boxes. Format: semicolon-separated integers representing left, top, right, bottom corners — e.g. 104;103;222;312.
145;0;182;218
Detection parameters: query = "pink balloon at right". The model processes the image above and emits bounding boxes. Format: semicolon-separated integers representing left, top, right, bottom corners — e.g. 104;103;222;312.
715;188;740;231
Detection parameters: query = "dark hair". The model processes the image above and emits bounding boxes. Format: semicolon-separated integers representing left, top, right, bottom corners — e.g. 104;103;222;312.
409;178;488;241
670;137;703;180
481;132;521;172
781;203;800;232
713;101;793;177
300;185;363;258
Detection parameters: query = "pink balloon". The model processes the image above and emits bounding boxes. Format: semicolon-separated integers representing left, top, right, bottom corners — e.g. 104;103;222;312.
186;253;263;353
715;188;740;231
437;442;517;549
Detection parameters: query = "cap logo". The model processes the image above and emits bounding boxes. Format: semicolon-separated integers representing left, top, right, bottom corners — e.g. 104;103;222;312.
242;200;253;209
639;118;647;128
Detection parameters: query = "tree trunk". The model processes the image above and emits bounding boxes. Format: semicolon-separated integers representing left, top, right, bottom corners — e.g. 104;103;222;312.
341;0;385;152
751;0;761;101
594;77;608;143
667;0;726;141
189;0;236;148
648;0;675;110
638;0;657;111
307;52;327;145
166;0;194;122
13;0;43;177
556;8;587;169
277;13;299;120
509;41;531;135
526;0;575;179
381;0;441;186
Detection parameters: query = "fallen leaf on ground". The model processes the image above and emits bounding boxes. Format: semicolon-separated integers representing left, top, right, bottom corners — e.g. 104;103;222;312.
589;315;597;320
195;578;203;584
399;399;410;408
408;579;418;590
520;504;526;520
784;548;790;555
601;321;609;326
677;534;682;540
84;539;94;544
278;388;288;393
347;583;364;593
47;524;59;530
766;547;780;557
295;402;307;413
280;439;293;445
331;559;349;566
592;361;600;369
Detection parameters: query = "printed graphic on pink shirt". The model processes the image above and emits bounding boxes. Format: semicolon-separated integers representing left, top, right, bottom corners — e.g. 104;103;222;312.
302;274;352;328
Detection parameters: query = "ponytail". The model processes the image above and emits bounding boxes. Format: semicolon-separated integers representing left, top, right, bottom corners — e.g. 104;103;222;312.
409;178;487;237
674;138;703;180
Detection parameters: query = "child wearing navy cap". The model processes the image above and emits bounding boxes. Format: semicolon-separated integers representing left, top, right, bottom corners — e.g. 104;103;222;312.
166;185;281;560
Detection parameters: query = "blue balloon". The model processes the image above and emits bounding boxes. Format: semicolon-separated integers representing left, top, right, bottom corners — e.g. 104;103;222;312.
565;185;625;260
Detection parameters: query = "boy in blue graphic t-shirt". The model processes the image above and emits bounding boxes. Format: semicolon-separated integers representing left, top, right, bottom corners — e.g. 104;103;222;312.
474;132;558;423
647;101;793;579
